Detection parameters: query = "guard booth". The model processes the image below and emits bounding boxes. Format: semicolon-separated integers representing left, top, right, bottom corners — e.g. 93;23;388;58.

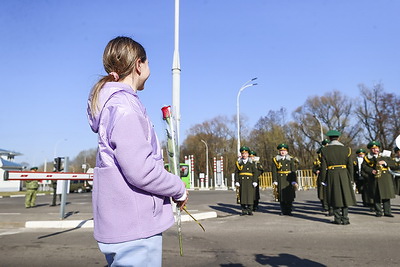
164;163;191;189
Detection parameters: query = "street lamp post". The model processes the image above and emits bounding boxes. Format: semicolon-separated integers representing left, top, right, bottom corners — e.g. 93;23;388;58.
313;115;324;142
200;139;209;189
236;78;258;155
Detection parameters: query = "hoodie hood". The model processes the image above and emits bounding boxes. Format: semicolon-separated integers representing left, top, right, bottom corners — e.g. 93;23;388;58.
87;82;135;133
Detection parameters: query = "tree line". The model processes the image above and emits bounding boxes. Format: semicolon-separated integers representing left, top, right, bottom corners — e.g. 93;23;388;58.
180;83;400;178
41;83;399;182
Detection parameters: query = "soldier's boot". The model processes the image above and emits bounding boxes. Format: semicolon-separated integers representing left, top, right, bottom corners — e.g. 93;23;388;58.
332;208;342;224
342;207;350;225
374;201;383;217
240;204;247;216
383;199;394;217
247;205;253;215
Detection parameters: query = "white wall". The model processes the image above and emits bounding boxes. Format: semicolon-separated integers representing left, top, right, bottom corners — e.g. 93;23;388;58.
0;169;21;192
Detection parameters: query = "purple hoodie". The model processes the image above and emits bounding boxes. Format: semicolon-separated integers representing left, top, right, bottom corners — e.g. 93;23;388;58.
87;82;185;243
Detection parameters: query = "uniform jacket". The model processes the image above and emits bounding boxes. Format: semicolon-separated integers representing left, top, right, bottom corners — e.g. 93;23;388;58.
362;153;396;200
87;82;186;243
25;180;39;190
392;156;400;195
271;155;297;202
320;141;356;207
312;153;325;200
235;159;257;205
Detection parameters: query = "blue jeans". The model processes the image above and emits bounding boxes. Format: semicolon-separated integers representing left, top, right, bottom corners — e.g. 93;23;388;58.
98;234;162;267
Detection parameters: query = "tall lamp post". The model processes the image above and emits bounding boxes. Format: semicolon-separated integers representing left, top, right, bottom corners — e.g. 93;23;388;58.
236;78;257;155
313;115;324;142
200;139;209;188
172;0;181;142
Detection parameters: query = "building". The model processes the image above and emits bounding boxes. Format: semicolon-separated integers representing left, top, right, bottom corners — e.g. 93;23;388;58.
0;148;24;192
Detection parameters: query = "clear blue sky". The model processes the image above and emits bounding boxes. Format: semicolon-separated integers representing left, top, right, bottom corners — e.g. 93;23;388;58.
1;0;399;166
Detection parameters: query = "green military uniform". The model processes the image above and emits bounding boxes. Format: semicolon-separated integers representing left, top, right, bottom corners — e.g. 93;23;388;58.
312;139;330;214
353;148;373;208
250;150;264;211
391;147;400;195
362;141;396;217
25;167;39;208
235;146;257;215
272;143;297;216
320;130;356;225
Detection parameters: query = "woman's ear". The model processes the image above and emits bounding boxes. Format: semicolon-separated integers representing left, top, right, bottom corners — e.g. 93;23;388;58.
135;59;142;75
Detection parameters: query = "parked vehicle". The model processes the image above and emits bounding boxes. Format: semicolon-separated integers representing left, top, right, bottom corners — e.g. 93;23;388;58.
69;180;92;193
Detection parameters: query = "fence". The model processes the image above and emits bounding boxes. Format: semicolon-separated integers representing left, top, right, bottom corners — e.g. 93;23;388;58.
259;169;317;190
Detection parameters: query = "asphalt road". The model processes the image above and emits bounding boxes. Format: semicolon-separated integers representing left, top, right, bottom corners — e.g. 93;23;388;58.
1;189;400;266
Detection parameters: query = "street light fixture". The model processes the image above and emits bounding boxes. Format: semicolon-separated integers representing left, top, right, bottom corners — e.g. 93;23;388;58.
313;115;324;142
236;78;258;155
200;139;209;188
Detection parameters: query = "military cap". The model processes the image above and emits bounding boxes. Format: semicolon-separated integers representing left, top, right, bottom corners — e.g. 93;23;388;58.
394;147;399;153
321;139;330;146
326;130;341;137
30;167;38;170
240;146;250;153
277;143;288;150
249;150;257;156
367;140;381;149
356;148;366;154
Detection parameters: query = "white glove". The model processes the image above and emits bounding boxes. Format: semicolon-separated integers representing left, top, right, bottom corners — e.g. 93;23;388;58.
235;182;240;187
252;182;258;187
321;182;327;186
273;182;278;186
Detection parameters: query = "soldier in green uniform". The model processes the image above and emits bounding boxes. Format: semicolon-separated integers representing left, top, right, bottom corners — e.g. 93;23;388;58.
320;130;356;225
353;148;373;209
235;146;258;216
362;141;396;217
312;139;331;214
25;167;39;208
392;147;400;195
249;150;264;211
272;143;298;216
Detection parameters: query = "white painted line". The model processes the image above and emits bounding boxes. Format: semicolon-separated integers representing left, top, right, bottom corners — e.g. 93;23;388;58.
25;219;94;229
175;211;217;222
0;230;23;236
24;212;218;229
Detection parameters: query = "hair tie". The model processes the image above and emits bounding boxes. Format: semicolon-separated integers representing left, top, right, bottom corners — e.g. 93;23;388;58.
109;72;119;81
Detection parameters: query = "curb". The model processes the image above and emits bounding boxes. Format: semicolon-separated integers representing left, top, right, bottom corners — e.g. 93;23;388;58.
0;193;48;198
25;211;217;229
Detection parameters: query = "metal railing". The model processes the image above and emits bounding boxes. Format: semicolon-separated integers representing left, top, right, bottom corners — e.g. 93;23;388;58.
259;170;317;190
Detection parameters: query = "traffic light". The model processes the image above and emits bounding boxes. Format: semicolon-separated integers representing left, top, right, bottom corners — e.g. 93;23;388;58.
54;157;64;172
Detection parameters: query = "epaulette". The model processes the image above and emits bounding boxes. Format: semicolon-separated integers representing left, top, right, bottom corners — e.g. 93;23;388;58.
273;157;282;170
236;161;244;171
363;155;375;167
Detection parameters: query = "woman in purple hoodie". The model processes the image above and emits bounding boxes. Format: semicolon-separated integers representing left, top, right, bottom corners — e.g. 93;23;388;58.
87;36;188;266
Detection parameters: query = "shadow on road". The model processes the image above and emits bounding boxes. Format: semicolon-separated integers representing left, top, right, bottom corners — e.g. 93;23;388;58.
37;218;93;240
255;253;327;266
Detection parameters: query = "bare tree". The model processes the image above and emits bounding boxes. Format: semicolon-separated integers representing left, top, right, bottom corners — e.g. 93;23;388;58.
292;91;359;146
180;116;237;183
355;83;400;149
248;108;288;170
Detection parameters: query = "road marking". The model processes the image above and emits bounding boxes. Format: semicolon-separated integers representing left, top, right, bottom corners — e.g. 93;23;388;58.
0;230;23;236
